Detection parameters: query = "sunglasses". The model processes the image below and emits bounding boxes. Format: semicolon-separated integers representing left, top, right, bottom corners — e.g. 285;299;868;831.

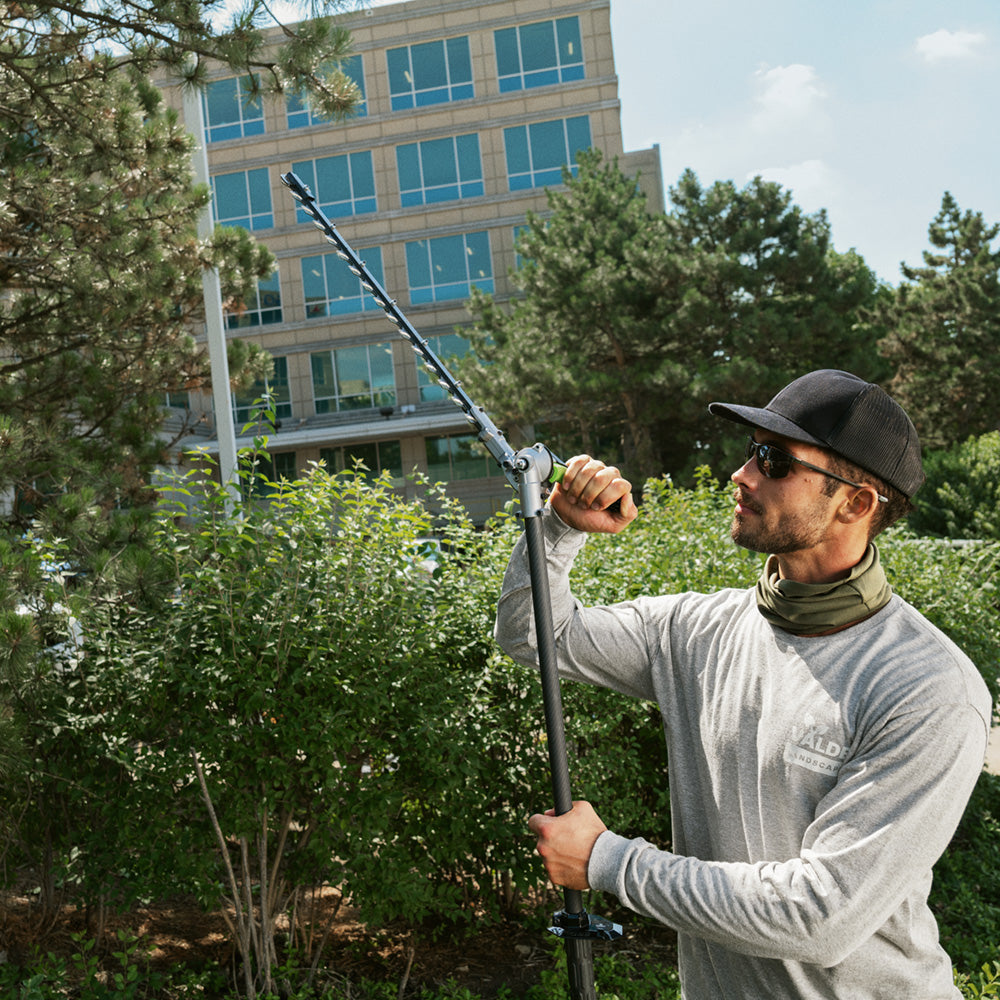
745;438;889;503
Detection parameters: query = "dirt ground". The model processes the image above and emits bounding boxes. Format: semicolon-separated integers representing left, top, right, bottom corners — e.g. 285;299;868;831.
0;887;676;997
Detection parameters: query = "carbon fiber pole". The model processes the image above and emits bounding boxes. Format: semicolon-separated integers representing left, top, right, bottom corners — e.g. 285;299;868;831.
523;513;596;1000
517;451;621;1000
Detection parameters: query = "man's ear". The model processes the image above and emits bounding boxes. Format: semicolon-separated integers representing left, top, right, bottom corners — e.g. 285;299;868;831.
839;487;880;524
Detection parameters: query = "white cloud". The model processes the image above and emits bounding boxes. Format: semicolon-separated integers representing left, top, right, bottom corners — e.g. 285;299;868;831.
915;29;987;63
659;66;834;198
750;159;839;213
751;64;826;130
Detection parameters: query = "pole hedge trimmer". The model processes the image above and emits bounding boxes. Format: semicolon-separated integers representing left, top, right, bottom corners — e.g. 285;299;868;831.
281;171;622;999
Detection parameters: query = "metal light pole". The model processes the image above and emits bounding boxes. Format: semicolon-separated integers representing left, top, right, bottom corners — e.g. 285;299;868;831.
180;76;241;507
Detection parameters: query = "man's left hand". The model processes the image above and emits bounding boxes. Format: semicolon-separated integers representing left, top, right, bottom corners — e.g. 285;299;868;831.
528;800;607;890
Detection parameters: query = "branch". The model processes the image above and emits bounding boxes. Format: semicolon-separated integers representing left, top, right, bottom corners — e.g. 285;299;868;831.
191;750;256;999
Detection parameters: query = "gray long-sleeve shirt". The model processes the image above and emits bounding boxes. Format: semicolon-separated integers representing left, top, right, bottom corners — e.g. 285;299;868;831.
495;511;992;1000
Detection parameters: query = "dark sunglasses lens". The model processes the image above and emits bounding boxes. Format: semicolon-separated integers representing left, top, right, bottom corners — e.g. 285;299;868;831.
750;441;792;479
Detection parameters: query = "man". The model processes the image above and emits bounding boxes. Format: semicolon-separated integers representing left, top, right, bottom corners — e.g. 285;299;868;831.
494;370;992;999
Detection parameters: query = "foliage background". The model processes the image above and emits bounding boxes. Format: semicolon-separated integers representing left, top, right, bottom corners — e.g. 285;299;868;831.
909;432;1000;541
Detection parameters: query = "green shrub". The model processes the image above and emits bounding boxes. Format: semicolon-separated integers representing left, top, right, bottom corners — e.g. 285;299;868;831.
935;772;1000;972
524;945;681;1000
0;493;183;928
955;961;1000;999
0;928;213;1000
910;432;1000;540
569;470;761;605
880;533;999;703
102;458;507;993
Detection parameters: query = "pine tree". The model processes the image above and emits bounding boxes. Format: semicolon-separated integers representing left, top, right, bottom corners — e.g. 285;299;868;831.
462;156;882;484
462;149;681;481
653;170;883;478
0;54;266;512
0;1;360;517
1;0;361;119
875;192;1000;449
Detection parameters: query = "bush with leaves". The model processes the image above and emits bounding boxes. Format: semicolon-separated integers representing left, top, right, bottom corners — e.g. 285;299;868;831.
0;489;185;933
908;432;1000;540
932;772;1000;975
878;534;999;704
82;454;508;996
955;961;1000;1000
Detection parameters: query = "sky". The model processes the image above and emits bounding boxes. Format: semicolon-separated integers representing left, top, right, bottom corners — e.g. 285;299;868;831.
608;0;1000;285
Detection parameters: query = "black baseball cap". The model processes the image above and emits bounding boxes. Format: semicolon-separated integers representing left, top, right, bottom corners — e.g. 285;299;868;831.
709;370;925;498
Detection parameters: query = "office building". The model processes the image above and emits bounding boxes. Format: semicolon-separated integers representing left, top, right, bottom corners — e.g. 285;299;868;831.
159;0;663;522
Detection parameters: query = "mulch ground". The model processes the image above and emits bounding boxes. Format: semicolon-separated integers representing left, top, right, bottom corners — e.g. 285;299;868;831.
0;886;676;997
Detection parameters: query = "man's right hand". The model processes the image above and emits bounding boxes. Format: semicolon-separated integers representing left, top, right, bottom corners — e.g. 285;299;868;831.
549;455;638;533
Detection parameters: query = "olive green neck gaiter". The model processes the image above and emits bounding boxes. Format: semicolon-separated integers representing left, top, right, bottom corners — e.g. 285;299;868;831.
755;544;892;636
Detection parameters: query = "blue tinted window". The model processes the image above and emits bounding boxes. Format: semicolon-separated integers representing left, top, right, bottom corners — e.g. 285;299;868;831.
226;271;282;328
311;343;395;413
421;139;455;190
292;152;377;219
446;36;473;91
286;54;367;128
520;22;558;77
212;168;273;230
456;134;481;181
203;76;264;143
397;144;421;197
388;36;474;110
405;231;493;304
503;128;530;178
503;116;591;191
494;29;519;80
527;119;568;178
495;17;584;92
412;40;447;93
387;48;412;100
396;133;484;206
556;18;585;80
301;247;385;318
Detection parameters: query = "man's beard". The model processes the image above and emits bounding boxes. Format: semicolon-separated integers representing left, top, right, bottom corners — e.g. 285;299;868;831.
730;490;831;555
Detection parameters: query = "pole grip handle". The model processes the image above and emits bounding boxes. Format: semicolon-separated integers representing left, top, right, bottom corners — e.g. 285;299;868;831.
547;463;623;515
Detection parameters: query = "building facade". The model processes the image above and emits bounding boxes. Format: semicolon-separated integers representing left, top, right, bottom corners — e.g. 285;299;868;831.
161;0;662;523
